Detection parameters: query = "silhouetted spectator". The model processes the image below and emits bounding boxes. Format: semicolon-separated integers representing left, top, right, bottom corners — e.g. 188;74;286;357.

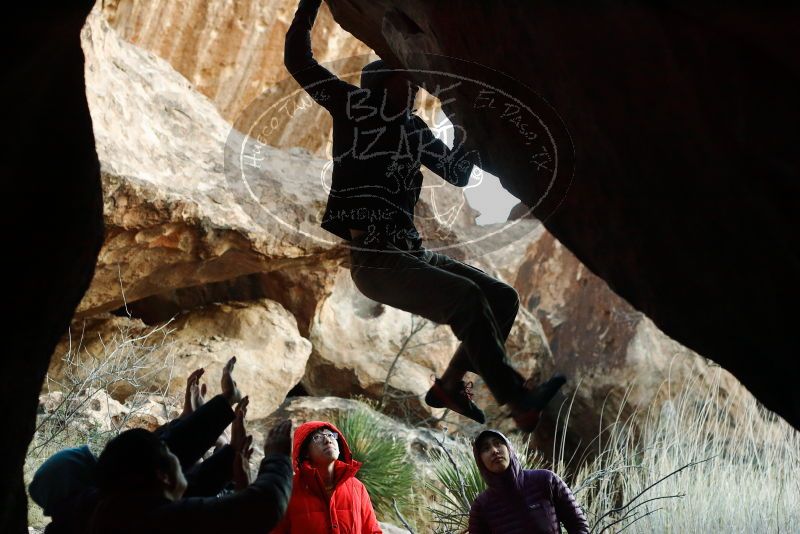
30;358;244;533
28;445;99;534
469;430;589;534
88;420;293;534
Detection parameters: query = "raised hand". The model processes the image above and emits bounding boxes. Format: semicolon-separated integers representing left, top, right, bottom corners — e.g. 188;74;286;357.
230;397;250;452
180;368;205;418
221;356;243;406
233;434;254;490
264;420;292;457
191;380;207;412
231;397;253;489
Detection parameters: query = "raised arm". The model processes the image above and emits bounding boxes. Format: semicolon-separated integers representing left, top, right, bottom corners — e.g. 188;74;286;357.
156;394;235;472
182;445;235;498
414;115;479;187
152;453;292;534
155;358;242;472
150;421;294;534
284;0;359;114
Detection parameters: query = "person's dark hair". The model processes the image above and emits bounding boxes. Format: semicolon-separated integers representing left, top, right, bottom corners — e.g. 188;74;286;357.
475;430;505;451
96;428;172;492
298;425;344;465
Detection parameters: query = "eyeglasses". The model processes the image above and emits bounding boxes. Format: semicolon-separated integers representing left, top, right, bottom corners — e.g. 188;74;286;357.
311;430;338;444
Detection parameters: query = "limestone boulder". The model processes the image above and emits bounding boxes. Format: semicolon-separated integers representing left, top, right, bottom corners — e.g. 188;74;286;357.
305;261;552;429
80;8;471;323
305;267;457;421
118;259;341;338
80;7;346;317
36;388;182;439
482;222;755;452
102;0;371;155
102;0;452;160
37;389;132;435
49;299;311;419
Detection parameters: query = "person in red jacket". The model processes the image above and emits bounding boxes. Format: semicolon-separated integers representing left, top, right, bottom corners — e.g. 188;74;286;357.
271;421;382;534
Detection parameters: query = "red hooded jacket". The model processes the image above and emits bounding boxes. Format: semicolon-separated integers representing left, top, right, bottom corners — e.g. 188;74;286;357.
271;421;382;534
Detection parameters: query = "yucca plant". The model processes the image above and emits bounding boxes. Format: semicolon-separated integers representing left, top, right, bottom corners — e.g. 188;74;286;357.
334;402;417;526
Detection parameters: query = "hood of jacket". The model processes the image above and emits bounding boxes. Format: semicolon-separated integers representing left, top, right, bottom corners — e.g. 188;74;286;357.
29;445;97;516
293;421;361;494
473;429;524;492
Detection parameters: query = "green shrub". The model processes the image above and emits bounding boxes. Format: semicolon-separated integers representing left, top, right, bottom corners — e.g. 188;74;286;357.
334;402;417;526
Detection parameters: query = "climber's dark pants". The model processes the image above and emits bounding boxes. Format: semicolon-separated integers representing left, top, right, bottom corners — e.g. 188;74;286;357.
349;235;524;405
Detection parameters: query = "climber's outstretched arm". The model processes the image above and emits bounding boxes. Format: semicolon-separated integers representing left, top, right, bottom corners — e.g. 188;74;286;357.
284;0;359;114
414;115;479;187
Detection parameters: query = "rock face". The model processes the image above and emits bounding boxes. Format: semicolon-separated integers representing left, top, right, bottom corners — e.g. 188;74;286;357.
3;3;105;532
305;265;552;426
50;299;311;419
77;1;783;449
305;267;457;420
118;260;341;338
80;6;475;322
37;389;177;435
479;218;755;452
80;8;347;317
17;4;793;533
325;1;800;428
102;0;371;155
77;6;517;430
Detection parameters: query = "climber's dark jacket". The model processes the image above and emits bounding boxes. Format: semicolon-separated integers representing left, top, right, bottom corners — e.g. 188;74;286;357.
284;0;477;247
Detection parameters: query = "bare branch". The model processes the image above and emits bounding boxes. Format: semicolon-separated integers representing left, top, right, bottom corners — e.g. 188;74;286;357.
392;498;416;534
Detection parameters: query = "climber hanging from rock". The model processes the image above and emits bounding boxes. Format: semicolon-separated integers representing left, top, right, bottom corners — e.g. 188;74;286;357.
284;0;565;431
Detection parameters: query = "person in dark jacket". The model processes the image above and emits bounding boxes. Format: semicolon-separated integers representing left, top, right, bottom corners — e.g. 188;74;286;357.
87;420;293;534
30;359;245;534
155;357;243;474
284;0;565;432
469;430;589;534
27;445;99;534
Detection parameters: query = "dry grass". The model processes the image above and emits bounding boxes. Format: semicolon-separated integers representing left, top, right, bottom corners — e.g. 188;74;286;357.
25;318;180;528
426;371;800;533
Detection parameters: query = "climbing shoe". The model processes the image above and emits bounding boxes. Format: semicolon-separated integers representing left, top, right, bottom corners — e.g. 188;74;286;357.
510;373;567;432
425;378;486;424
